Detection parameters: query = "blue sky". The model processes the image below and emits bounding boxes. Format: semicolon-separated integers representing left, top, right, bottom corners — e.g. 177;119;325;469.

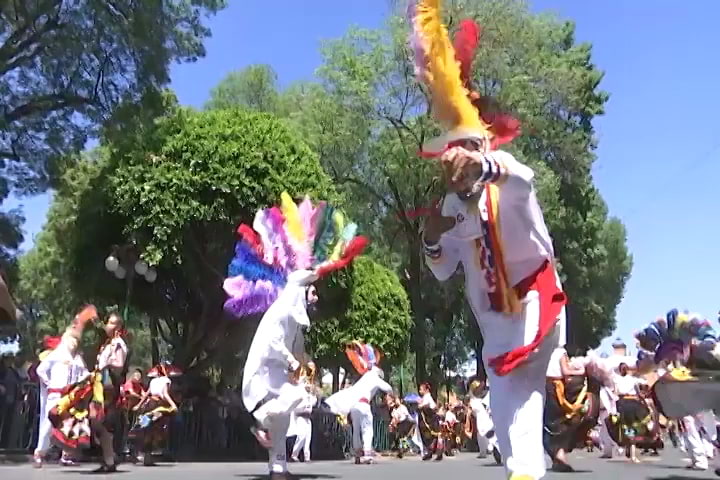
6;1;720;353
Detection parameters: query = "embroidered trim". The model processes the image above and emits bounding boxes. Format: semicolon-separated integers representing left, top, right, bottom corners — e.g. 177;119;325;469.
471;153;508;192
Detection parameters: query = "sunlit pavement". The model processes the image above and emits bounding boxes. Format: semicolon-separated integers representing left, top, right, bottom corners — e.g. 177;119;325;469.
1;449;716;479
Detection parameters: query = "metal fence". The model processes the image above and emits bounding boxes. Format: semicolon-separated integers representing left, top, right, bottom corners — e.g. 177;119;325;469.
0;383;392;460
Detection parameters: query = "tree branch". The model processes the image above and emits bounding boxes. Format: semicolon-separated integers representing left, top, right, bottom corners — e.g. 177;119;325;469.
0;5;62;74
3;93;94;123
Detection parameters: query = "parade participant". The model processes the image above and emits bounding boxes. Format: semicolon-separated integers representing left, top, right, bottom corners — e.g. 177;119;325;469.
33;333;86;467
442;403;461;457
121;368;146;458
224;192;367;479
130;363;181;466
288;363;317;463
408;2;566;478
604;363;650;463
325;342;393;465
387;394;414;458
543;346;601;472
49;309;129;473
417;382;443;461
466;378;501;463
632;310;720;471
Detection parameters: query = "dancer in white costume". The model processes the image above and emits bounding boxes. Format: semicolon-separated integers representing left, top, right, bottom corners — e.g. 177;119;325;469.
408;2;567;478
34;326;88;467
324;342;393;464
223;192;367;479
467;378;501;464
288;363;317;463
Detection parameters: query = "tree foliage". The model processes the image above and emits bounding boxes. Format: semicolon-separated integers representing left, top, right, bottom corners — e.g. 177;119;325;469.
308;256;412;370
0;0;226;262
205;64;280;112
18;105;335;372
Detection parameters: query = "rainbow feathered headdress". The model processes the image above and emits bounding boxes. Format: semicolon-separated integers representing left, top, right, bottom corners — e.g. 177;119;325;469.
345;341;382;375
223;192;369;319
635;309;720;365
408;0;520;156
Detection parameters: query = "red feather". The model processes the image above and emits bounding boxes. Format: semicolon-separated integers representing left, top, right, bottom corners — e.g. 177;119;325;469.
315;236;370;278
453;19;481;88
43;335;62;350
237;224;263;257
485;111;521;149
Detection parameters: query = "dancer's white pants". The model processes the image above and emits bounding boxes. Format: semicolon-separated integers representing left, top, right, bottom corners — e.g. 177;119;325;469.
349;402;373;456
598;387;617;456
474;404;497;453
253;383;306;474
683;415;709;469
479;295;563;480
268;413;291;474
35;391;59;455
291;416;312;461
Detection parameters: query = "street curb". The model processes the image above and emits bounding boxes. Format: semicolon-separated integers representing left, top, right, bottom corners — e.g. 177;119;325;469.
0;451;30;464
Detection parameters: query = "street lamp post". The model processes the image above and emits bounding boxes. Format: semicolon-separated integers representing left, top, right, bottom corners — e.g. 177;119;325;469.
105;244;158;359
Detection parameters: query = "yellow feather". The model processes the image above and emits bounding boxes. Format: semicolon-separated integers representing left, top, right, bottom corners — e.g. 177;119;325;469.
329;211;345;261
414;0;489;134
280;192;305;244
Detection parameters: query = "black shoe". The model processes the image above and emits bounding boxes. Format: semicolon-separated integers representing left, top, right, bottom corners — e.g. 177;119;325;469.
492;447;502;465
92;464;118;473
422;453;433;461
714;467;720;477
551;462;575;473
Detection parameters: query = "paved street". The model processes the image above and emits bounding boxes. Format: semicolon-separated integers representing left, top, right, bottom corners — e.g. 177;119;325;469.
1;449;717;480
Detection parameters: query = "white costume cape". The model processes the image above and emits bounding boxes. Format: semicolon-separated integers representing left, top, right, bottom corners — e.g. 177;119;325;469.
242;271;313;414
324;368;392;416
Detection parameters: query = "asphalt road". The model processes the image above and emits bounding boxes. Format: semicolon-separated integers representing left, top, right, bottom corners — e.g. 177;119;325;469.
1;449;717;479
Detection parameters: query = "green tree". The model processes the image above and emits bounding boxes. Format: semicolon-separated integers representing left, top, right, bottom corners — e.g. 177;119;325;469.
205;64;280;112
308;256;412;391
18;106;336;373
0;0;227;260
277;0;631;381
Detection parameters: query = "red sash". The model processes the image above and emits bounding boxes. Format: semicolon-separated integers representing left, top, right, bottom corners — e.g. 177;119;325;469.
488;260;567;376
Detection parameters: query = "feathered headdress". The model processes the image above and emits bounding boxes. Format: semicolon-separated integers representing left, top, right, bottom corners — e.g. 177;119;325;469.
408;0;520;156
345;341;382;375
223;192;369;319
635;309;720;366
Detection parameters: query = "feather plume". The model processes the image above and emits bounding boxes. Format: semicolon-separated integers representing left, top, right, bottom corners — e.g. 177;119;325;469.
315;236;369;278
281;193;312;269
253;210;274;265
329;211;346;261
341;223;358;243
407;1;429;81
453;19;481;88
410;0;489;134
237;224;263;256
298;197;316;243
223;280;280;318
267;207;294;270
43;335;62;350
280;192;305;245
227;241;286;285
312;205;336;264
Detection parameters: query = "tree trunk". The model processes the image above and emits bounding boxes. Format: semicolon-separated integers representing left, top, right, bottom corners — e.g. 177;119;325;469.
332;366;340;393
408;247;427;384
149;317;160;366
